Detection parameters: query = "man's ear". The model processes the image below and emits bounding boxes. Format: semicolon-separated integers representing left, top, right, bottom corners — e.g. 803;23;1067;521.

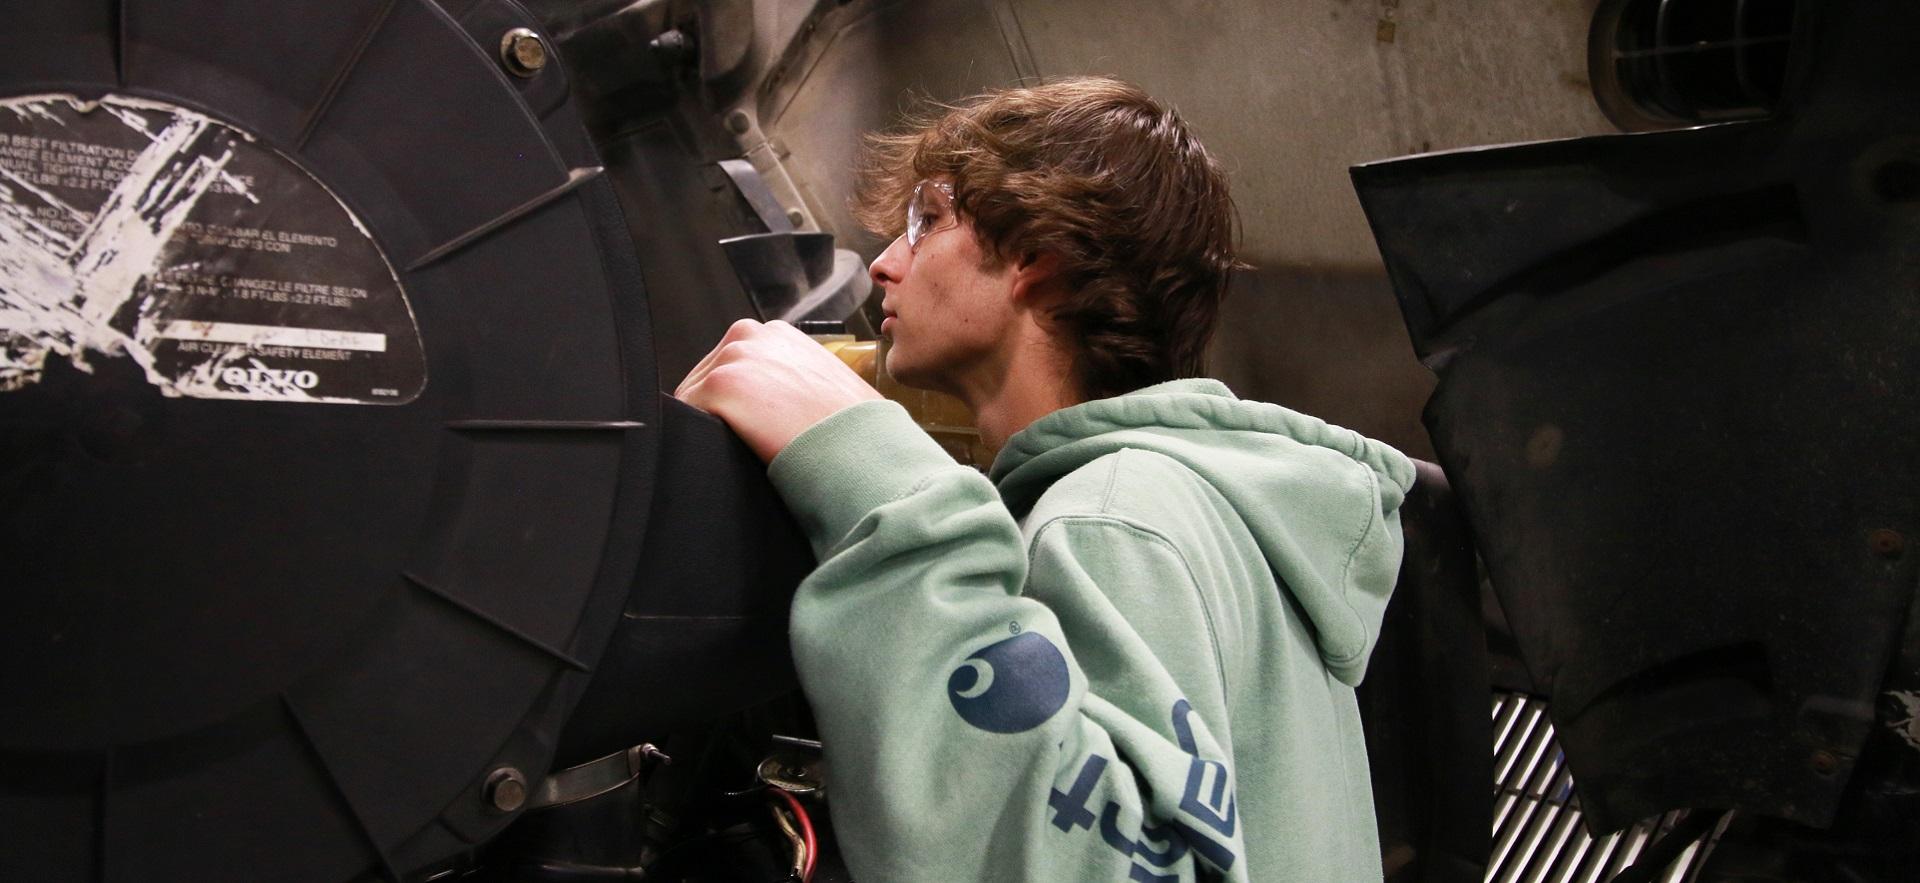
1009;251;1065;306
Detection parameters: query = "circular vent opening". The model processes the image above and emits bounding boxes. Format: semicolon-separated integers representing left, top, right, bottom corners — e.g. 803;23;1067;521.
1590;0;1799;130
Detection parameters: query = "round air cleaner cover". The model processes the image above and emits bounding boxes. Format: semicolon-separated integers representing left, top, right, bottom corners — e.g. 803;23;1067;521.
0;2;659;880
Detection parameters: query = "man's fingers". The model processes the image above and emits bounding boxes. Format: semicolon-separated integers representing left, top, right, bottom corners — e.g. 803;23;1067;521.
670;317;883;463
675;318;765;398
676;320;753;394
677;355;746;413
721;317;768;342
676;346;726;399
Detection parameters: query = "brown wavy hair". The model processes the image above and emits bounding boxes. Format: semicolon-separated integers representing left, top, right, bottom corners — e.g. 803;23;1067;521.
854;76;1245;400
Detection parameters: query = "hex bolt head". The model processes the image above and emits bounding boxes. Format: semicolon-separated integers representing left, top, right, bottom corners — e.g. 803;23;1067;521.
650;29;691;61
485;767;529;812
499;28;548;78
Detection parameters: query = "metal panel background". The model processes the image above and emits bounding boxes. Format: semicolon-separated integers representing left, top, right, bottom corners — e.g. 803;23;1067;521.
754;0;1615;458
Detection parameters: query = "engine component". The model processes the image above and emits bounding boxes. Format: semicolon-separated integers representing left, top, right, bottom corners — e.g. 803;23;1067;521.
0;1;814;880
1353;0;1920;868
714;159;871;326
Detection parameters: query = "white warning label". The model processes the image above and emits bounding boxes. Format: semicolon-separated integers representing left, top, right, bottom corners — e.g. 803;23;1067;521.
0;93;425;404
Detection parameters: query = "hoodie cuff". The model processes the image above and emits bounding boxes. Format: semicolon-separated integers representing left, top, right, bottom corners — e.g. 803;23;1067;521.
768;399;964;556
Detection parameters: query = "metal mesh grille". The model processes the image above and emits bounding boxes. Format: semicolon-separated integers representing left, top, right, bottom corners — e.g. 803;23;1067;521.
1486;693;1729;883
1590;0;1797;129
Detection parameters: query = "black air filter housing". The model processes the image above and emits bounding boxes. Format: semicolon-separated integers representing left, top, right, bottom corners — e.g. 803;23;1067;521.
0;1;715;879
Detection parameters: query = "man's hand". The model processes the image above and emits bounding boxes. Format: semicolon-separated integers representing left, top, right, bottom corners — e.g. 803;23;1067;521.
676;319;884;463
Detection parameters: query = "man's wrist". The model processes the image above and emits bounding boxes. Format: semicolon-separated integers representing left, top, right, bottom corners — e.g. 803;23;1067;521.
768;399;968;556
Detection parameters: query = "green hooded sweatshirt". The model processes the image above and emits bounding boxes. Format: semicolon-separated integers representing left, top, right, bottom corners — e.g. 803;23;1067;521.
767;378;1415;882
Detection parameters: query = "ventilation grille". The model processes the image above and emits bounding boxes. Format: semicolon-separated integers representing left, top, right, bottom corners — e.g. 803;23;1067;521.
1590;0;1797;129
1486;693;1729;883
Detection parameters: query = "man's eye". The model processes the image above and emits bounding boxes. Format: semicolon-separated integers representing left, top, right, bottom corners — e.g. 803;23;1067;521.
917;210;941;228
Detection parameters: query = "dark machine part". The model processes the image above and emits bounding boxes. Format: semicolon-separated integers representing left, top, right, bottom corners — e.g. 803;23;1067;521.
714;159;872;325
556;398;812;770
1358;461;1494;883
523;0;878;379
0;1;823;881
1353;0;1920;876
1586;0;1798;132
477;725;855;883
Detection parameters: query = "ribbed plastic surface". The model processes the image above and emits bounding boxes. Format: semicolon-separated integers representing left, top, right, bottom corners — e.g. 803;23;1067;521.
0;2;660;879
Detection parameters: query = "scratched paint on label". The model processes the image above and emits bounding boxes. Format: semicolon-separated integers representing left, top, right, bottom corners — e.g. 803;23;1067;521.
0;94;424;404
1889;690;1920;754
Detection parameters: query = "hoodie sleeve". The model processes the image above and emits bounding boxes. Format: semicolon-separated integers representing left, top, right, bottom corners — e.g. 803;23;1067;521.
768;400;1249;883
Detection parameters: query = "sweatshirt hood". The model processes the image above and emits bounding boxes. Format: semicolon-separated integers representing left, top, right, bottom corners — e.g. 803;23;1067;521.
989;379;1416;685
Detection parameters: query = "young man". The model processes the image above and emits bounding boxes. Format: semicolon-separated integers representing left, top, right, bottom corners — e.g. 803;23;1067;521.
677;77;1412;881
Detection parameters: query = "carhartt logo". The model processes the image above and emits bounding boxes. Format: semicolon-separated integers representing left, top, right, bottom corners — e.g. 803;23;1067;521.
222;366;318;391
946;631;1070;734
1047;699;1242;878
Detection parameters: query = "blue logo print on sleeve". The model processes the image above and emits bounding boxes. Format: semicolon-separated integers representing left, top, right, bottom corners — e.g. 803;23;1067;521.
1046;699;1240;879
946;631;1071;733
1170;699;1238;870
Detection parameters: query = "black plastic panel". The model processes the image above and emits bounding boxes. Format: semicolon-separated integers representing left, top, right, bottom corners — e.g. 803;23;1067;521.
296;0;570;267
558;399;814;767
0;7;120;91
0;1;662;880
1353;0;1920;833
122;0;399;149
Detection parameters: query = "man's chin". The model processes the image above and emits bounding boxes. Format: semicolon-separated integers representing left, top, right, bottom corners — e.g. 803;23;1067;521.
882;351;940;393
882;350;917;384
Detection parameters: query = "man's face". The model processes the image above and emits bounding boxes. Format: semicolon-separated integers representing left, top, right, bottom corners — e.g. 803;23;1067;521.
867;183;1020;395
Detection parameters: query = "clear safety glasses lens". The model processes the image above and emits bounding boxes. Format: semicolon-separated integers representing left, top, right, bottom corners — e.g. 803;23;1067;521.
905;181;955;251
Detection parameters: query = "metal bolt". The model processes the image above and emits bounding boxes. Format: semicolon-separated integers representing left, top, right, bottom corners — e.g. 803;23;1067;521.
1870;528;1906;559
499;28;548;78
1810;749;1840;775
786;208;807;227
485;767;529;812
725;109;752;135
649;29;691;61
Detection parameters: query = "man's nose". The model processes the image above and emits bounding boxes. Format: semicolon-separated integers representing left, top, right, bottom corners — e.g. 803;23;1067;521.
869;234;909;289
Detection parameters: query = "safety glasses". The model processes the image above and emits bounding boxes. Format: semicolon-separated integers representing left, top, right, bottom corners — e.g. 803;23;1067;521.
905;180;957;252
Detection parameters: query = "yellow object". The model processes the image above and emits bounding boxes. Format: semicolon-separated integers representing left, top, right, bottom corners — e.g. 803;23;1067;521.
819;338;996;469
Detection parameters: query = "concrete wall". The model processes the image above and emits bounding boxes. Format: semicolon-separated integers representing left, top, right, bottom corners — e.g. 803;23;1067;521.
760;0;1616;457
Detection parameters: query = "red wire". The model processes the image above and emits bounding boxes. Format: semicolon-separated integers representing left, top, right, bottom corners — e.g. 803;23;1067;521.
771;788;818;882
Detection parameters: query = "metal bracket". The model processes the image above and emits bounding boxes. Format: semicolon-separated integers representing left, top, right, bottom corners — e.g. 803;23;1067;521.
528;743;671;810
